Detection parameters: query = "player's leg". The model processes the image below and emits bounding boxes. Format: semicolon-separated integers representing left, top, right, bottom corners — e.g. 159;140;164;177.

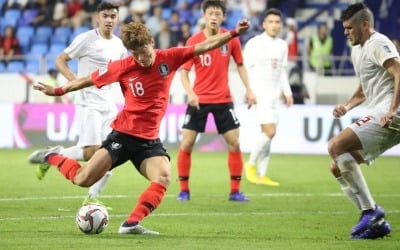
215;103;248;202
221;128;246;199
176;105;206;201
328;125;383;236
29;146;112;187
119;147;170;235
80;107;117;207
177;129;198;201
330;161;361;209
255;123;279;186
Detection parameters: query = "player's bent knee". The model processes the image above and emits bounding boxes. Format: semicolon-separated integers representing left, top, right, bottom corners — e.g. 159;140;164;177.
156;174;171;187
327;137;340;158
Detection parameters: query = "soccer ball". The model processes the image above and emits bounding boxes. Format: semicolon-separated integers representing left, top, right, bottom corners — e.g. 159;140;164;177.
75;203;109;234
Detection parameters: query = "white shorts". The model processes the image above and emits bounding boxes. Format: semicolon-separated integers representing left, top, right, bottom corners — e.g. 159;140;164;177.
75;105;118;147
350;111;400;162
253;100;279;124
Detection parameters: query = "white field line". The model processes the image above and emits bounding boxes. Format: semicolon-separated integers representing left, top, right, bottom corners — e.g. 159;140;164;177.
1;192;400;202
2;210;400;222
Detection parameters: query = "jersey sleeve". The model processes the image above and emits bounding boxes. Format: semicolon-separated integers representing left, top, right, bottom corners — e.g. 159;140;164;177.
180;37;196;70
230;37;244;65
64;32;88;59
370;39;399;66
167;46;195;70
243;38;257;69
91;60;123;88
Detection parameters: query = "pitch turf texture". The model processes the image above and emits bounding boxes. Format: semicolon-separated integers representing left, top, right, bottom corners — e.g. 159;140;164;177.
0;149;399;249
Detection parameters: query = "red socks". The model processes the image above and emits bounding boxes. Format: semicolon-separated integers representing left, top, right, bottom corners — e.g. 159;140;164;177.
177;149;191;192
228;151;243;194
126;182;167;224
47;154;81;183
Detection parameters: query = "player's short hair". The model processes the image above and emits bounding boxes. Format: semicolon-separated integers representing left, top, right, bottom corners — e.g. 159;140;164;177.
340;2;374;26
97;1;119;13
121;22;152;50
264;8;282;19
202;0;226;15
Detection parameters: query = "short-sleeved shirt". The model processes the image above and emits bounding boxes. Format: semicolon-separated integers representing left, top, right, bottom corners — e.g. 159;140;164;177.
181;29;243;104
91;46;195;140
65;28;127;108
351;32;399;113
244;32;291;103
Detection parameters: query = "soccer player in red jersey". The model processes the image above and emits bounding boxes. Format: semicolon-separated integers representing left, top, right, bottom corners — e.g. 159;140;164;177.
176;0;256;202
28;20;250;234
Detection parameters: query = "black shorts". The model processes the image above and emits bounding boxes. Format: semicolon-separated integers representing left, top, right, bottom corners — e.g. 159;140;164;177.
101;130;170;171
182;103;240;134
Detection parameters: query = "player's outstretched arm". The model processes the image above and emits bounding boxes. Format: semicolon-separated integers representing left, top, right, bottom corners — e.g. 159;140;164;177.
33;75;93;96
193;19;250;56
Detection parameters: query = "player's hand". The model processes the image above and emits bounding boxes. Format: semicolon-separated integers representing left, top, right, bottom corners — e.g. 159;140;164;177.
188;92;200;110
332;104;347;118
235;19;250;35
33;82;57;96
380;111;396;128
245;90;256;109
285;95;294;107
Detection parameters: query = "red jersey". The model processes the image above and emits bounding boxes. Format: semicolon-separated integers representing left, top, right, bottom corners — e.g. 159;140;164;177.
91;46;195;140
181;29;243;103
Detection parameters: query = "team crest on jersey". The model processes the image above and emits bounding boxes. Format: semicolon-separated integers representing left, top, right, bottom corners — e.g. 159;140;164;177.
220;44;229;55
158;63;170;76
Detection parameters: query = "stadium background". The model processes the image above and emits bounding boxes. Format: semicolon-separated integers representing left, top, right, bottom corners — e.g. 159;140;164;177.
0;0;399;155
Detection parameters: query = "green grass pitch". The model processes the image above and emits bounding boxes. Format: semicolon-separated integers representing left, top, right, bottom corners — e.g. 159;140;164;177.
0;149;399;249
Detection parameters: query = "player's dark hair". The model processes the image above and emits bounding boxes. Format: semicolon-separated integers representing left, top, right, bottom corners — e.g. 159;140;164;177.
202;0;226;15
340;2;373;26
121;22;152;49
97;1;119;13
265;8;282;18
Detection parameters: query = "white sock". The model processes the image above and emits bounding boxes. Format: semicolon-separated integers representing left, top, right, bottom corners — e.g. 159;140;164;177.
257;145;271;177
88;171;112;198
60;146;84;161
336;153;375;210
248;133;271;165
337;176;361;210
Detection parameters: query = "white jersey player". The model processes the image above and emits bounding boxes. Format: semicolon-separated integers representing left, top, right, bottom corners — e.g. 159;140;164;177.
243;8;293;186
33;2;127;209
329;3;400;239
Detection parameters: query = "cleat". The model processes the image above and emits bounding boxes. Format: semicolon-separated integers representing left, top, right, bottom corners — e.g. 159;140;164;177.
351;205;385;236
177;191;190;201
256;176;280;186
118;222;159;235
245;162;257;183
28;145;63;164
83;197;112;211
35;163;51;180
229;192;250;202
351;218;391;239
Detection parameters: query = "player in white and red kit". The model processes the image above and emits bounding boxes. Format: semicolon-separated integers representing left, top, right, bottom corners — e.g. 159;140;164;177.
28;20;250;235
33;2;127;209
176;0;256;202
328;3;400;239
243;8;293;186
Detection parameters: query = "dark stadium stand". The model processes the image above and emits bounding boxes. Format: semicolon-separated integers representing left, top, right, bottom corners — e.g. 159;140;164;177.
0;1;398;75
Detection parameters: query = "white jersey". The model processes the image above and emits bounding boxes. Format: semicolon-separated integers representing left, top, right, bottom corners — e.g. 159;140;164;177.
243;32;292;103
351;32;399;113
65;28;127;108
